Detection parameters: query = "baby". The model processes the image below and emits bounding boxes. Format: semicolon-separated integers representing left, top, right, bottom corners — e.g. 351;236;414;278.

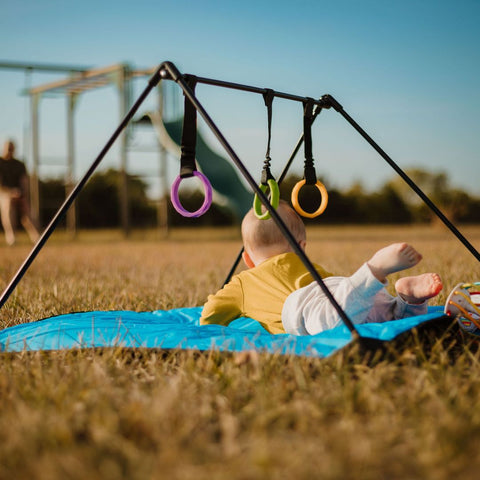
200;201;443;335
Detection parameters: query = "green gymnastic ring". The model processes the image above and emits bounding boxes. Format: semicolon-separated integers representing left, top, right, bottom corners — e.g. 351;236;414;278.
253;179;280;220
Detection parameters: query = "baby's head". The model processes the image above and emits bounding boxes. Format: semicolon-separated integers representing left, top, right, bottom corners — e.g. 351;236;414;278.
241;200;306;267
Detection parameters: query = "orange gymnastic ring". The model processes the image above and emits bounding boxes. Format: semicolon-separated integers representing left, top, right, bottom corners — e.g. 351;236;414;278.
291;179;328;218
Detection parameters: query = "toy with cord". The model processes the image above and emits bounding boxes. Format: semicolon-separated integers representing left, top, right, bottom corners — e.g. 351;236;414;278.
169;78;330;222
252;94;328;220
253;89;280;220
445;282;480;336
170;75;213;218
290;98;328;218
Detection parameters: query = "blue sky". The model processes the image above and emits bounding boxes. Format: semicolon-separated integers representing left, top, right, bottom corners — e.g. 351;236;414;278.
1;0;479;198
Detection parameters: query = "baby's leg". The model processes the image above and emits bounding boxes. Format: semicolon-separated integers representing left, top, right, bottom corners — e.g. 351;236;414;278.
395;273;443;304
367;243;422;283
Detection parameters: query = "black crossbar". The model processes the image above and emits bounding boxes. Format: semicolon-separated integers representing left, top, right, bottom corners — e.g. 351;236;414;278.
193;75;330;107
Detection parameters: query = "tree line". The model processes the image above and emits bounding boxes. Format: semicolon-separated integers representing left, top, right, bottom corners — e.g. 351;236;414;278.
38;168;480;228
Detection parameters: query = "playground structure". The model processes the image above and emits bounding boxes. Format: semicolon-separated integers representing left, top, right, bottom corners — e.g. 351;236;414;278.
1;60;479;353
0;60;252;235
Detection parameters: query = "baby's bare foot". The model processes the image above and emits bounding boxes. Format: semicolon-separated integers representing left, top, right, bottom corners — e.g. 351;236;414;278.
367;243;422;282
395;273;443;304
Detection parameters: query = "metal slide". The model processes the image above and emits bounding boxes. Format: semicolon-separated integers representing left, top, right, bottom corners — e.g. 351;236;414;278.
137;112;253;218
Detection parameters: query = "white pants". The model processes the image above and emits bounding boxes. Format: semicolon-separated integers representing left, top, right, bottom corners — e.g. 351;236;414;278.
0;188;39;245
282;263;427;335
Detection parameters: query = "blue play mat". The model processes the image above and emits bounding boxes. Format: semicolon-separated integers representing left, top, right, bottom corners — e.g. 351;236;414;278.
0;306;449;357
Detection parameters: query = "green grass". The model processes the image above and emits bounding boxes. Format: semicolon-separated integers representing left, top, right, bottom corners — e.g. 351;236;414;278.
1;225;480;479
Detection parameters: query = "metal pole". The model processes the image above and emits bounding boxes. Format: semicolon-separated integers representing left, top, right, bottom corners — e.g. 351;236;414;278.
193;75;329;107
322;94;480;264
0;60;90;73
66;92;77;235
119;65;130;236
30;93;40;225
157;82;169;236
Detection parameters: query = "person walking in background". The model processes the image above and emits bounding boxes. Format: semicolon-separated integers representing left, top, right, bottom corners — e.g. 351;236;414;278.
0;139;39;246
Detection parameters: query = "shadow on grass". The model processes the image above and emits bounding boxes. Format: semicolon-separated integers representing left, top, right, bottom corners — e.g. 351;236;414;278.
339;316;480;367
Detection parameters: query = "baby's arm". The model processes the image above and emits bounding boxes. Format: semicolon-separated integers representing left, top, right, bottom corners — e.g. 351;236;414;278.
200;276;244;327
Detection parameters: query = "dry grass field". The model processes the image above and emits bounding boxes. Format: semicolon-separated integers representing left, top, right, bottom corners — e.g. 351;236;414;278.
1;224;480;479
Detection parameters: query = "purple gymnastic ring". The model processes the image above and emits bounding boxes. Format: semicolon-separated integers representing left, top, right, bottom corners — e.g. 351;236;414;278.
170;171;213;218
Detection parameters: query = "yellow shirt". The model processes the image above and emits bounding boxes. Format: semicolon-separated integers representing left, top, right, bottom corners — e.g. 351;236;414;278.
200;252;332;334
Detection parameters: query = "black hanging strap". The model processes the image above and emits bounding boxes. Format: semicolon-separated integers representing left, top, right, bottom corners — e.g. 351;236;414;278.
180;75;198;178
303;97;317;185
263;89;274;161
261;89;275;184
